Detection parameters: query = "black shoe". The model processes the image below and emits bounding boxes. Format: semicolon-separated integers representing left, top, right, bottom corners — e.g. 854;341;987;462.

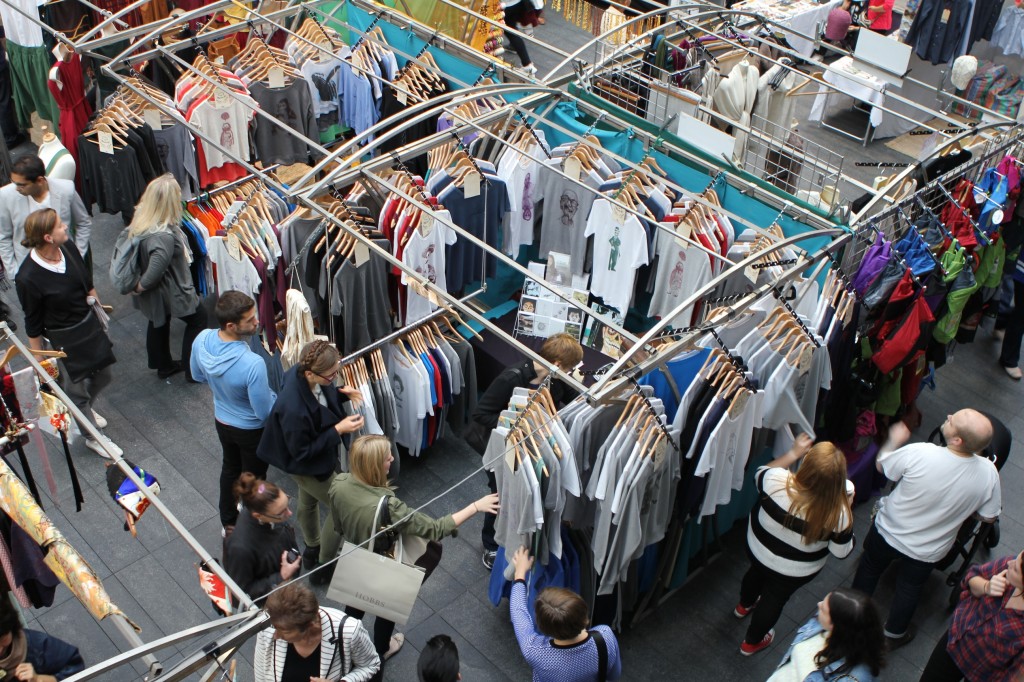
302;545;320;571
157;362;184;379
482;550;497;571
309;561;336;586
885;624;916;651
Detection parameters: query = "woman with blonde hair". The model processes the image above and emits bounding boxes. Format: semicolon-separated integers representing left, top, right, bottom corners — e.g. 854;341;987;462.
736;434;856;656
128;173;206;380
329;435;499;667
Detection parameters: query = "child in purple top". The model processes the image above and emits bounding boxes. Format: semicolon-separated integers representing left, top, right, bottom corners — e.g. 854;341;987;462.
510;547;622;682
824;0;855;49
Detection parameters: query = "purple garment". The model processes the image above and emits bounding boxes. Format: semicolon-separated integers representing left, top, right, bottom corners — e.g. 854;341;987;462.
4;519;59;608
852;232;893;295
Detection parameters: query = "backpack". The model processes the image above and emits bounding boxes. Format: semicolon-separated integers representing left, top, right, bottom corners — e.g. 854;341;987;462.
109;228;142;295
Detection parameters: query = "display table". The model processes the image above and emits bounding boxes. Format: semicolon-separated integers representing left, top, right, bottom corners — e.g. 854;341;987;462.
733;0;842;57
808;56;888;145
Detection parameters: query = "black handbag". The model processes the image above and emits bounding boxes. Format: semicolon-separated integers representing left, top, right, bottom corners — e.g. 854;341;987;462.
47;309;116;383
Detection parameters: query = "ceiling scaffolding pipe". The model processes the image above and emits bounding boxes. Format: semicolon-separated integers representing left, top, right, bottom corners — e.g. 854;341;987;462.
585;228;850;402
0;324;255;611
356;166;639;342
149;612;271;682
443;107;735;269
852;121;1023;223
291;84;560;195
62;612;260;682
295;193;591;395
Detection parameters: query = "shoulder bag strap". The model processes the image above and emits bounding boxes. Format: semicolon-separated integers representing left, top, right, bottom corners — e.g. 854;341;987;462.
591;630;608;682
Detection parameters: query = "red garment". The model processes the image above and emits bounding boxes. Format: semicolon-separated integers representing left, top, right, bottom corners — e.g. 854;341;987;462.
46;54;93;174
949;556;1024;682
940;179;979;249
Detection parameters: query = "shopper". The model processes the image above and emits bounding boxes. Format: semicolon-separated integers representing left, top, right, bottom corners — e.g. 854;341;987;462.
919;549;1024;682
502;0;538;74
223;474;301;605
329;435;499;664
998;248;1024;379
823;0;856;51
0;154;91;280
14;208;120;459
254;582;380;682
191;291;276;536
770;588;885;682
128;174;208;380
258;340;364;579
418;634;461;682
865;0;895;34
0;601;85;680
852;414;1001;649
509;546;622;681
469;332;582;570
736;435;855;656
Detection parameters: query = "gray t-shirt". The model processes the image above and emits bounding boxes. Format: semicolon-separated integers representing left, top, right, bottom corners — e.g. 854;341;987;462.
250;80;318;165
152;122;200;200
536;161;603;276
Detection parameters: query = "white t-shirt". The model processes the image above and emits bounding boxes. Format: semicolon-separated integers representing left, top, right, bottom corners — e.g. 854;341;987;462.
207;237;261;296
584;199;649;316
767;631;828;682
876;442;1002;562
189;98;257;170
648;227;713;326
401;211;457;323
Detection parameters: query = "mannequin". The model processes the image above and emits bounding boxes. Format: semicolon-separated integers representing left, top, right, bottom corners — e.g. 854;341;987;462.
37;130;76;182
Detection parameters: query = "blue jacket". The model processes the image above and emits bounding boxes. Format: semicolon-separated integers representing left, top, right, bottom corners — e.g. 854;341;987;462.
24;629;85;680
257;366;350;478
191;329;276;429
775;618;879;682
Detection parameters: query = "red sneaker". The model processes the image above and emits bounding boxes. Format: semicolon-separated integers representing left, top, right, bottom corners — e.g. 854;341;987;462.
740;629;774;656
733;598;760;618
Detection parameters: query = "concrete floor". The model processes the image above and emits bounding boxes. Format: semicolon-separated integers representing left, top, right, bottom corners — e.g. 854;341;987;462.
4;11;1023;682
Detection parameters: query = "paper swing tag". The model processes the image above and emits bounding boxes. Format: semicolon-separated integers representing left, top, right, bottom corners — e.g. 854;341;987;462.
464;172;481;198
564;156;582;182
419;212;434;236
226;233;243;261
797;345;814;375
611;205;626;224
743;263;758;284
98;131;114;155
268;67;286;89
143;108;163;130
352;241;370;267
214;87;231;109
396;89;408;105
674;221;692;246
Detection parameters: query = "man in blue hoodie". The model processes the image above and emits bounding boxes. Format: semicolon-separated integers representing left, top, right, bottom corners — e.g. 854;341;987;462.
191;291;277;536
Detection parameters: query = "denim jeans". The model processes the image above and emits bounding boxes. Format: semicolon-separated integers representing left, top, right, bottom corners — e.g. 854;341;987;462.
851;522;936;637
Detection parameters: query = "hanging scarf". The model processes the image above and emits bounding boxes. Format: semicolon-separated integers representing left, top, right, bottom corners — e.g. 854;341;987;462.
0;630;28;678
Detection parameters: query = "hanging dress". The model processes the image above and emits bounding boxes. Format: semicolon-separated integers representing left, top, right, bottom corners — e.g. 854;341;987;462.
46;53;92;170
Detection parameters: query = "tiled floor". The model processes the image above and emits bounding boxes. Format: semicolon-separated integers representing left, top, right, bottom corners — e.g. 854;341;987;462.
5;12;1022;682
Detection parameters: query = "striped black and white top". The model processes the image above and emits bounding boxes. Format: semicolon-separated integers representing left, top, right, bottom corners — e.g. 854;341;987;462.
254;607;380;682
746;467;855;577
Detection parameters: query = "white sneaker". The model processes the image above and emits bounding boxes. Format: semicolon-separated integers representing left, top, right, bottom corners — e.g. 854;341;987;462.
85;437;122;459
522;63;537;76
92;410;108;429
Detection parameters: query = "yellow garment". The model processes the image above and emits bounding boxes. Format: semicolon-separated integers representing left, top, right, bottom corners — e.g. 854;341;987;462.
0;459;138;630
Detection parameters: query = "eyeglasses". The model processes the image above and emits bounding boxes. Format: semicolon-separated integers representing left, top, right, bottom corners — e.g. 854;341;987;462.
314;361;341;382
260;495;292;521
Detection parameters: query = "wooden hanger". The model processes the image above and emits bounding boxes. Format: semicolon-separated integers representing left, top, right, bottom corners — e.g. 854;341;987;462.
0;345;65;369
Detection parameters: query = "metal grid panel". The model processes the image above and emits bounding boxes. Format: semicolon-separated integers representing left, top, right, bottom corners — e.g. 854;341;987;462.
744;113;844;202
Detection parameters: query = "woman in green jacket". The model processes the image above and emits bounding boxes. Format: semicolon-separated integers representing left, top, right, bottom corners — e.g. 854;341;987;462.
329;435;498;666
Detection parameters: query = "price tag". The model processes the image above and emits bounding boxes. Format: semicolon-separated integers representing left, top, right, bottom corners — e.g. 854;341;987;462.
420;212;434;236
611;205;626;224
728;389;749;418
653;438;667;469
797;345;814;375
743;263;758;284
352;241;370;267
396;89;408;105
464;171;481;198
564;155;582;182
143;108;163;130
940;7;950;21
214;56;225;65
97;131;114;155
214;87;231;109
227;233;243;260
505;438;516;472
268;66;286;89
675;220;693;246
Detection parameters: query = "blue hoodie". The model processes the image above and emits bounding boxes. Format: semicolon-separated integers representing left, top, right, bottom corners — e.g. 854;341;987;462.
190;329;276;429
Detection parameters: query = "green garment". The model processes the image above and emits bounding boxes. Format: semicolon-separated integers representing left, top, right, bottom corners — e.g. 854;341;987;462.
7;42;59;129
291;473;342;564
329;473;456;548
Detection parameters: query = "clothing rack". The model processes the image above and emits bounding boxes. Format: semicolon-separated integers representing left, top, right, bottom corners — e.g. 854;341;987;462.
512;108;552;158
770;286;821;348
625;376;681;453
934;183;989;246
610;115;675;202
447;129;490;186
509;372;555;435
750;258;799;270
353;8;386;49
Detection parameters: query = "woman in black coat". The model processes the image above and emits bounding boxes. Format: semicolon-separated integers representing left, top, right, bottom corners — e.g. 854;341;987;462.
257;340;363;582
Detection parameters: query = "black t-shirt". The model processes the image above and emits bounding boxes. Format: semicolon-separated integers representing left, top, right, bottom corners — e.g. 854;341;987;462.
281;642;321;682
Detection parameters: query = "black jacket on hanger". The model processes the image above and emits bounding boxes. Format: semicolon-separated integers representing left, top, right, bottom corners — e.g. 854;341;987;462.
905;0;972;64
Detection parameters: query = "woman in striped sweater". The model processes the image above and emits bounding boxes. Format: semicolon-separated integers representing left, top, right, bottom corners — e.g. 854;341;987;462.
736;434;856;656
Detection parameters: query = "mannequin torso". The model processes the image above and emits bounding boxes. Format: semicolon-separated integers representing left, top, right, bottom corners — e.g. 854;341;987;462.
38;133;76;182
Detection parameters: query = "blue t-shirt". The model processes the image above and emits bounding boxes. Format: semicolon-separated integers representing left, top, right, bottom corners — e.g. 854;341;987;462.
638;347;711;419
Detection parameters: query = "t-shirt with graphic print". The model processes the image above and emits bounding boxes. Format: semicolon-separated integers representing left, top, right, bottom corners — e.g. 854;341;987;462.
647;225;714;327
536;160;603;275
584;198;649;316
401;210;458;322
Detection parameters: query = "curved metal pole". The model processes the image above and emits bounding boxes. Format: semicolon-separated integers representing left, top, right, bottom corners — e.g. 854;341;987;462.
587;228;850;400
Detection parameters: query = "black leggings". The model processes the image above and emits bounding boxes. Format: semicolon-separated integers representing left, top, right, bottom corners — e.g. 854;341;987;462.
503;1;532;67
919;629;965;682
739;554;816;644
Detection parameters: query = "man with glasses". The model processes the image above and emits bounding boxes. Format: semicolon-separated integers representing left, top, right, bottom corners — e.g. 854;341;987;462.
0;155;91;279
192;291;277;538
852;409;1001;650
